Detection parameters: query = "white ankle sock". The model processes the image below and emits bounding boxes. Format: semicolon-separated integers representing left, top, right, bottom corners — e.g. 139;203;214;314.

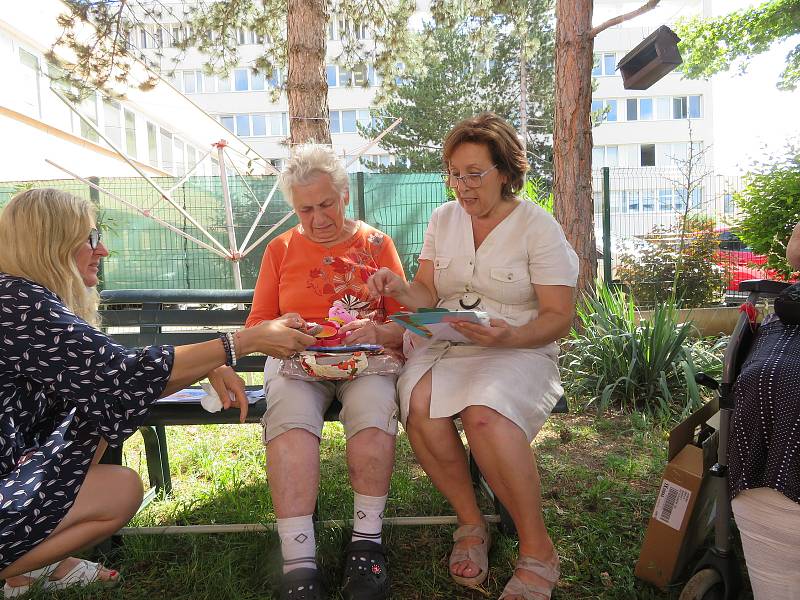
277;515;317;573
351;492;387;544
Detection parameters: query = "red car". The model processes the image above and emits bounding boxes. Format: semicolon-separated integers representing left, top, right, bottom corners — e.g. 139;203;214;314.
716;228;797;301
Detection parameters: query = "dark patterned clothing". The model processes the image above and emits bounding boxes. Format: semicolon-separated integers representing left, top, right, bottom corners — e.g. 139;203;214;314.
0;274;175;570
728;319;800;504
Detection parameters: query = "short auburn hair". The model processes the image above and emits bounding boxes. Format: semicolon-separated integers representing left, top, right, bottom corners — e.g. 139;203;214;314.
442;112;528;200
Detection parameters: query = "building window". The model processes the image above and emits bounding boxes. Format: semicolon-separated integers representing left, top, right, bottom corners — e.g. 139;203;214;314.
592;145;618;168
331;110;340;133
592;99;617;123
18;48;41;118
326;65;337;87
724;193;735;214
124;109;137;158
352;64;369;86
234;68;249;91
339;68;352;87
689;95;702;118
592;52;617;76
656;96;671;120
252;113;266;136
217;74;231;92
641;190;655;212
183;70;198;94
627;190;640;212
327;19;337;40
673;96;688;119
160;128;174;172
672;95;702;119
341;110;357;133
659;189;672;211
147;122;158;165
640;144;656;167
174;139;185;176
626;98;637;121
640;98;654;120
235;114;251;136
220;115;235;133
79;94;99;142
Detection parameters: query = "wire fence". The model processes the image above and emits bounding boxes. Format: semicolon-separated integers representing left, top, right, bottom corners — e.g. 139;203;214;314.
0;173;446;290
0;168;751;305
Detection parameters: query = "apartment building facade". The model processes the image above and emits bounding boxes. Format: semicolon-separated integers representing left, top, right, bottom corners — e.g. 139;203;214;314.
133;2;396;172
589;0;738;236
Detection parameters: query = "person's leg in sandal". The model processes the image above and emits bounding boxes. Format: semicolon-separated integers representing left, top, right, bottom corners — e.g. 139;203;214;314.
405;372;489;586
0;442;139;596
449;522;491;587
461;406;559;599
338;374;398;600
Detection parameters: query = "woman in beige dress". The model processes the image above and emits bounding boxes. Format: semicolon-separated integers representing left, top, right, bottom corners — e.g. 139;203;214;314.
369;113;578;600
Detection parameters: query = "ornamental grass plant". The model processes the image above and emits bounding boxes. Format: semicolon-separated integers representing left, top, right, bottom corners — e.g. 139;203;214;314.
561;284;725;422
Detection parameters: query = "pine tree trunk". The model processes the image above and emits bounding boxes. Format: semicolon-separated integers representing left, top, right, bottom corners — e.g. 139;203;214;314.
286;0;331;146
553;0;596;297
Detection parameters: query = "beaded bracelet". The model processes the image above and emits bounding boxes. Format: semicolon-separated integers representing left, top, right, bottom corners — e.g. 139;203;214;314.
226;331;237;367
218;331;233;367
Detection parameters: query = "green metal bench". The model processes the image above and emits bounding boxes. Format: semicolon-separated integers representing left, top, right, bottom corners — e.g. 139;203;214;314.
98;288;567;534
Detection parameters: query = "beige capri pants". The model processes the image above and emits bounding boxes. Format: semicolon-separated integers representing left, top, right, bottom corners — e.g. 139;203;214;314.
260;357;399;444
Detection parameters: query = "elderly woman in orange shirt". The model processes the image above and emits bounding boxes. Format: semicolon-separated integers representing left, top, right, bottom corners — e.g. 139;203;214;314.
245;144;405;600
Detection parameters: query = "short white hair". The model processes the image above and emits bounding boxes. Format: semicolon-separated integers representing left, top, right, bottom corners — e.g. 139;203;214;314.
279;144;349;206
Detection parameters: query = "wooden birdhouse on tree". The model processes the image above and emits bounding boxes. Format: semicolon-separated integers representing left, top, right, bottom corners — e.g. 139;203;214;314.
617;25;682;90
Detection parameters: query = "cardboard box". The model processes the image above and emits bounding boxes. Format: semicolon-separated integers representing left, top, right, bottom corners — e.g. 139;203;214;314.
635;397;720;588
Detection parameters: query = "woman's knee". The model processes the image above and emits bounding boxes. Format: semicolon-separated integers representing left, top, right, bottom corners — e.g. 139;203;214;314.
460;405;501;431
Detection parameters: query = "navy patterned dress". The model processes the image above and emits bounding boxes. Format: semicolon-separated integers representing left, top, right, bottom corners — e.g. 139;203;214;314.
0;274;175;571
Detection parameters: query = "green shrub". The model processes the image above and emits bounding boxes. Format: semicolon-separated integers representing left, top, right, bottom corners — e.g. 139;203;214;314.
561;284;725;422
615;215;726;308
734;142;800;278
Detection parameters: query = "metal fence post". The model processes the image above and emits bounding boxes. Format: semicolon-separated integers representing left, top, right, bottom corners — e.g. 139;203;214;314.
602;167;612;286
356;171;366;222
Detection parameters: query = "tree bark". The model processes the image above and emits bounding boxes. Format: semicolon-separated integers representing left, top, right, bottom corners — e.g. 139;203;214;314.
553;0;596;297
286;0;331;147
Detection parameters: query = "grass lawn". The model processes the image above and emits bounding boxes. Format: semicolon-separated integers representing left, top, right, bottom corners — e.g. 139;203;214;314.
24;413;753;599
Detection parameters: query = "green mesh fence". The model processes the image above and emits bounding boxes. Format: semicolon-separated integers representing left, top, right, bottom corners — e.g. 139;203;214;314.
0;173;446;290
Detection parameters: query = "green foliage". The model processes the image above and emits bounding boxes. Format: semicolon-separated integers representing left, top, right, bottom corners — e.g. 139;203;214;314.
734;142;800;277
675;0;800;90
523;177;553;213
615;216;726;308
363;1;555;176
562;284;725;422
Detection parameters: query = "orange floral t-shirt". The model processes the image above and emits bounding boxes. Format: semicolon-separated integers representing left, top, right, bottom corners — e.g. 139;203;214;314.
245;222;406;327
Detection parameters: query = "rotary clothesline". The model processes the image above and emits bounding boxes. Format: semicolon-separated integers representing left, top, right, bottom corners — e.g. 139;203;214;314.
46;87;402;289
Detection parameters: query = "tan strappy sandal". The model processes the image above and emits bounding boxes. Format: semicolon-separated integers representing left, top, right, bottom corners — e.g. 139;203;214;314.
449;521;492;587
499;553;560;599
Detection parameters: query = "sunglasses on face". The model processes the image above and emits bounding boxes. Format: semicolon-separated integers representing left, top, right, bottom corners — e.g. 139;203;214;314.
88;228;102;250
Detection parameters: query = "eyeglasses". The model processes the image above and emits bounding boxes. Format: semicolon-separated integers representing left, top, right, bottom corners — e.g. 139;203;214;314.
442;165;497;189
88;228;102;250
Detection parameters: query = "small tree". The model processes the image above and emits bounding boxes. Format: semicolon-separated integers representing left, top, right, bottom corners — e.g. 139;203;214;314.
616;216;726;308
734;141;800;277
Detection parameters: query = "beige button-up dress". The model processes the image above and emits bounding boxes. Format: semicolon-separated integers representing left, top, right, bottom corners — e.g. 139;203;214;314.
397;199;579;441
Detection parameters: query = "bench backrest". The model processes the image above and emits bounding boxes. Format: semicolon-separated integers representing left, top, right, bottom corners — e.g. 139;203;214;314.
99;288;264;372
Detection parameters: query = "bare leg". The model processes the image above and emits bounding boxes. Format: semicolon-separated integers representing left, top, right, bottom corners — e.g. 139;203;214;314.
1;439;138;587
405;371;483;579
265;429;321;518
346;428;395;496
0;465;142;584
461;406;555;598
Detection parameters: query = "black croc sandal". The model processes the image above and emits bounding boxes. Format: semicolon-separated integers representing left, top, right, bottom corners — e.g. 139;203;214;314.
341;540;390;600
280;567;326;600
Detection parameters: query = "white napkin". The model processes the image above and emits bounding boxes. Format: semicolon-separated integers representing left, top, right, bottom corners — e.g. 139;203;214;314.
200;382;235;413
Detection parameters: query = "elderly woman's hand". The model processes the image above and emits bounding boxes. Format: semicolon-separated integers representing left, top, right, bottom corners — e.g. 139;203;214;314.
367;267;408;301
207;366;248;423
451;318;518;348
339;318;380;344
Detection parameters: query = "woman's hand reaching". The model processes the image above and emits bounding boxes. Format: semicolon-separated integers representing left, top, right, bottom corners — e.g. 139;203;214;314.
241;318;316;359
